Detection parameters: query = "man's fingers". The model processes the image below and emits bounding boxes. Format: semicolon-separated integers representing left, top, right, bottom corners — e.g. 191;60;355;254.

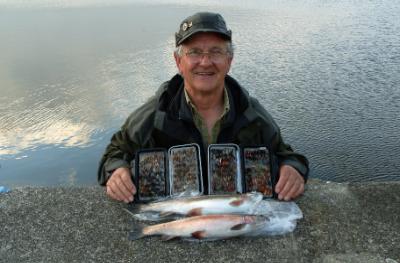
106;168;135;203
278;177;293;200
118;171;135;202
106;184;123;202
106;186;116;200
107;180;127;201
115;178;134;202
275;172;288;193
276;165;305;200
284;181;304;201
294;183;304;199
120;172;136;195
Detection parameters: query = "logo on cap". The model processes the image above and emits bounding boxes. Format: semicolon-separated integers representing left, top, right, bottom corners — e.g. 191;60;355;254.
182;21;193;31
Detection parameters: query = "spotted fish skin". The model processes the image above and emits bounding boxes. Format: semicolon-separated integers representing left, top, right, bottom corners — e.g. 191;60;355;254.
128;192;263;219
129;214;269;241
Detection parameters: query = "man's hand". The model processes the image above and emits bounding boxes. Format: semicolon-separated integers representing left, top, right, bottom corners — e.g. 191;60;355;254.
275;165;305;201
106;167;136;203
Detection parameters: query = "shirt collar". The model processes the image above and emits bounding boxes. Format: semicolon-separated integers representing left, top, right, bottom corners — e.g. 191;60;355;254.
184;87;230;117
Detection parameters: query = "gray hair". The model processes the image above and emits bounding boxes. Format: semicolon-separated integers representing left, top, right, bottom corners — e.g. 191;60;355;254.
175;41;234;57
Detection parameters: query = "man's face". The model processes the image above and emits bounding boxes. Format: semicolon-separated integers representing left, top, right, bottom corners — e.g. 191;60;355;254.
174;33;233;95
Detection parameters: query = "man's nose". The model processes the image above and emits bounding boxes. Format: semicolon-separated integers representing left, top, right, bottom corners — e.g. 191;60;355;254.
198;53;213;65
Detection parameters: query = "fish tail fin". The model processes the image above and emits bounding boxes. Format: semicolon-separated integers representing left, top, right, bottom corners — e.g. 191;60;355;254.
128;223;146;241
255;215;270;226
125;203;144;215
247;215;271;236
159;211;178;218
123;207;137;217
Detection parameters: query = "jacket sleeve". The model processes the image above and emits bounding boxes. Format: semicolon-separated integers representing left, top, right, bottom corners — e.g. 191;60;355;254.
274;132;309;182
250;97;309;182
97;122;138;186
97;95;159;186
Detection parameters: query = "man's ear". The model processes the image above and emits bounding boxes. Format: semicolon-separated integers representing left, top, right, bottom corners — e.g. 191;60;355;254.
226;55;233;74
174;52;182;74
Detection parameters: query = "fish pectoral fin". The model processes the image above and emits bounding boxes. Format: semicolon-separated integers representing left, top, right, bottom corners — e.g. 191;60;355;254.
231;223;247;231
191;230;206;239
187;208;203;216
128;224;146;241
229;199;244;207
161;235;179;241
159;211;177;217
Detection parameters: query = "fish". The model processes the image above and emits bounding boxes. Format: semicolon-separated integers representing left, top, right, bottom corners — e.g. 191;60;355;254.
128;214;269;241
126;192;263;220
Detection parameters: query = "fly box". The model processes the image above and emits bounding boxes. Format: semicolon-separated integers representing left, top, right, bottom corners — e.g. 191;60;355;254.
134;144;203;202
134;143;275;201
168;144;203;196
134;149;169;202
208;144;242;194
242;146;273;198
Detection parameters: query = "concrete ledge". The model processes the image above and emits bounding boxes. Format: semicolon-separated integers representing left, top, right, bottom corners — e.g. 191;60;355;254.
1;180;399;262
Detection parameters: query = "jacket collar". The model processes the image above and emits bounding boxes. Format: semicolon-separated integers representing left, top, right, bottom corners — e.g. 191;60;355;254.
154;74;257;130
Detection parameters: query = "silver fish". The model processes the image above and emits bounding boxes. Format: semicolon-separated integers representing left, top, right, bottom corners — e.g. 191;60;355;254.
129;214;269;241
126;192;263;220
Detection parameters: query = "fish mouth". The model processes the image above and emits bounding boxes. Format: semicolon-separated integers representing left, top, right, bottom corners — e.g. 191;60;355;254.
247;192;264;202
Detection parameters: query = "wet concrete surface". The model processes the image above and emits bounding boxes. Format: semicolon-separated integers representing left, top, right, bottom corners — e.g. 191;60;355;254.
1;180;399;262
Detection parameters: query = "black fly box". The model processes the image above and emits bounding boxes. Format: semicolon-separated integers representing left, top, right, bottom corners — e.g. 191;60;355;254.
133;143;276;201
242;146;273;198
168;143;203;196
134;149;169;202
208;144;243;194
134;144;203;201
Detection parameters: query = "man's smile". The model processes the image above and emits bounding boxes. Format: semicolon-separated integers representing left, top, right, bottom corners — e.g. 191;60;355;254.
194;71;215;75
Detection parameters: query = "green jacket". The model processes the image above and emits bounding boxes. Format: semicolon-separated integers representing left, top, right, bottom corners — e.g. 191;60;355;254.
98;74;309;193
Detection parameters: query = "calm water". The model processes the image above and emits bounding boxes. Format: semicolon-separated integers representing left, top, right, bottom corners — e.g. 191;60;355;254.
0;0;399;187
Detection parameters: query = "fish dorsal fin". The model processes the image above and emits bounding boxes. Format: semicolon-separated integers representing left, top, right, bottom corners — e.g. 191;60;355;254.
229;198;244;207
128;223;146;240
231;223;247;231
187;208;203;216
191;230;206;239
125;204;143;215
159;211;176;217
161;235;179;241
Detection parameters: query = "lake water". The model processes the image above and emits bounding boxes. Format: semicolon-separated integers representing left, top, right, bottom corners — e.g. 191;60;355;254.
1;0;399;187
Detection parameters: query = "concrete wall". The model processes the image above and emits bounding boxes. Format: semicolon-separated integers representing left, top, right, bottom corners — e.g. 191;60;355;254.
1;180;399;262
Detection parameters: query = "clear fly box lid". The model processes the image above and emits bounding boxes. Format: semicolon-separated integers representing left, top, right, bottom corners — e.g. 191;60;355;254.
168;143;203;197
208;143;243;194
243;147;273;198
134;149;169;202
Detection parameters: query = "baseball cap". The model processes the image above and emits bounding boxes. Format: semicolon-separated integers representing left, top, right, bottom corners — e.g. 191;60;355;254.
175;12;232;46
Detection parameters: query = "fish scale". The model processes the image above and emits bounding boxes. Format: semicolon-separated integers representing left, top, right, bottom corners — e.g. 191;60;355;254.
127;192;263;221
129;214;270;241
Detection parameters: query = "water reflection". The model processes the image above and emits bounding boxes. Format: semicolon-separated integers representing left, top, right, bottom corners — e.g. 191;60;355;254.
0;1;399;186
0;46;176;158
0;120;93;156
97;41;177;121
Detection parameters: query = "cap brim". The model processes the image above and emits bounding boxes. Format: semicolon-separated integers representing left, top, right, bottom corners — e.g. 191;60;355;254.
177;29;232;46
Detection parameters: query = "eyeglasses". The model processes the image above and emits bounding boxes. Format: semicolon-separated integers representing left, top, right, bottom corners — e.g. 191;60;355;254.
185;49;230;63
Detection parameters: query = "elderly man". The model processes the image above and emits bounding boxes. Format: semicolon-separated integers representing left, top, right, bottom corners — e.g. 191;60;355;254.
98;12;309;203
